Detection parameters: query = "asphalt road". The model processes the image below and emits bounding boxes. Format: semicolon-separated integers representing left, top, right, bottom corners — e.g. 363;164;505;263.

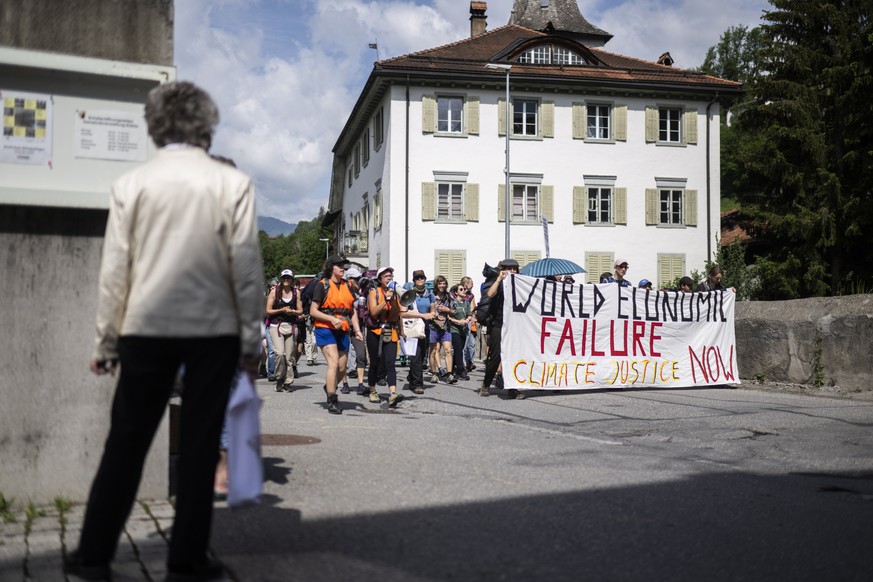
211;362;873;582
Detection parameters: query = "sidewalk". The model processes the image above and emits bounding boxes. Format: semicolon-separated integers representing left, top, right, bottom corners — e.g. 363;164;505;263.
0;498;178;581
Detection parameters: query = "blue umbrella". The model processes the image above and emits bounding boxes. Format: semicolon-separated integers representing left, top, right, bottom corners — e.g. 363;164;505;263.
519;257;586;278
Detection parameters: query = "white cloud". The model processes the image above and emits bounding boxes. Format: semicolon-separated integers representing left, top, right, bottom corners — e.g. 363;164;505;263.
174;0;769;223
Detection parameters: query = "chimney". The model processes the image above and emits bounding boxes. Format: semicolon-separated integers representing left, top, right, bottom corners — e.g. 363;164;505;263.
470;1;487;37
657;52;674;67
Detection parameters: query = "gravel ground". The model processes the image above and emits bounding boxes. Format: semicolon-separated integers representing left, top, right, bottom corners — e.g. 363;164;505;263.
738;378;873;401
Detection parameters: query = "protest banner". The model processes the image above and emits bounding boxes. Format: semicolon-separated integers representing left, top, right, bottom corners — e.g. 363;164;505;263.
501;274;739;390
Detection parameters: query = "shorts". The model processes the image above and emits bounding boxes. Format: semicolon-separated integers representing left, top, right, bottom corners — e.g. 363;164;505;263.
429;327;452;344
315;327;350;351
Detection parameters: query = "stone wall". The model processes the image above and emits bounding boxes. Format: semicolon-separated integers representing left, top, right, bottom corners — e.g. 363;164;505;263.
0;0;173;65
735;295;873;391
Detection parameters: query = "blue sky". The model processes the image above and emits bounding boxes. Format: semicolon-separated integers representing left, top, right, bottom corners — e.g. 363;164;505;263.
174;0;770;223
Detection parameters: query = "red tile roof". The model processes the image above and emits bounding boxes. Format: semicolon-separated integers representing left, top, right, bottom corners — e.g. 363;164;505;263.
376;25;742;91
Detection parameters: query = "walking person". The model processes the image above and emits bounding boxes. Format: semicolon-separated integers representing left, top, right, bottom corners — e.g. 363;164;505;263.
366;267;405;407
309;255;362;415
429;275;457;384
401;269;435;394
448;283;474;381
601;258;632;287
266;269;302;392
481;259;525;399
345;267;369;395
460;276;478;372
64;82;264;582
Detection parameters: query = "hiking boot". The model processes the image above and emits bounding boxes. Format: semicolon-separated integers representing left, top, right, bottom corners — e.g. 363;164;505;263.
459;373;470;381
466;362;476;372
447;374;458;384
327;394;342;414
506;389;526;400
63;550;110;582
292;365;299;378
275;379;284;392
282;383;293;392
369;390;381;403
388;392;404;408
438;367;449;379
412;385;425;395
495;374;505;389
430;373;439;383
479;385;490;397
340;383;351;394
356;384;367;396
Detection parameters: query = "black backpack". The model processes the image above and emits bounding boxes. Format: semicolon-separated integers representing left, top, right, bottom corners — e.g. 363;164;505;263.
300;278;320;317
475;263;499;327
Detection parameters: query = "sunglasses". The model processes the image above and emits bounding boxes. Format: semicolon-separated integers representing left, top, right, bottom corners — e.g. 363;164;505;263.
617;264;629;269
458;287;467;291
414;275;426;280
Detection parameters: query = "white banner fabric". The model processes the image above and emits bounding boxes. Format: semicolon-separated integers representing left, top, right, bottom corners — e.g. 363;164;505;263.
500;274;740;390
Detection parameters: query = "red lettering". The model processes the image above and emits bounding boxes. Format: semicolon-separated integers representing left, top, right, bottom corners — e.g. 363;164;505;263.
540;317;557;354
706;346;721;382
610;320;629;356
632;321;647;356
689;345;709;384
649;322;662;357
556;319;576;356
590;320;605;356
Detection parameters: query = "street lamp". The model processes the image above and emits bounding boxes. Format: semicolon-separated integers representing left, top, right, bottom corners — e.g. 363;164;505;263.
485;63;512;259
318;238;330;260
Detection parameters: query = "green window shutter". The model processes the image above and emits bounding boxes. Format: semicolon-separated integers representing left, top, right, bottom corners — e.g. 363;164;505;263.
614;105;627;141
513;251;541;269
684;109;698;144
435;251;452;282
422;95;436;133
645;188;658;225
442;250;465;286
572;103;586;139
614;187;627;224
465;183;479;222
684;189;698;226
497;184;506;222
586;252;613;283
498;98;506;137
541;101;555;138
572;186;587;223
421;182;436;221
541;185;554;222
466;96;480;135
658;254;685;289
645;106;658;142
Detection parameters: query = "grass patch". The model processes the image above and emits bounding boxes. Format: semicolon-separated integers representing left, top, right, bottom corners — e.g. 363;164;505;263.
0;492;16;523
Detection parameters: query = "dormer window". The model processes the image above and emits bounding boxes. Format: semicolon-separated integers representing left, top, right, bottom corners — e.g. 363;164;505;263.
517;45;586;65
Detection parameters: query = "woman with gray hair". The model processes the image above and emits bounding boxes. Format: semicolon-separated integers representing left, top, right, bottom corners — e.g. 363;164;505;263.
65;81;264;582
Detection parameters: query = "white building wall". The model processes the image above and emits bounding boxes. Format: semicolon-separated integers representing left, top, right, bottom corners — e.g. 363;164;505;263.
352;84;722;291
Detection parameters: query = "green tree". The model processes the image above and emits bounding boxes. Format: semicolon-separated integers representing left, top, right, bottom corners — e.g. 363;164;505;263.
726;0;873;298
259;207;334;281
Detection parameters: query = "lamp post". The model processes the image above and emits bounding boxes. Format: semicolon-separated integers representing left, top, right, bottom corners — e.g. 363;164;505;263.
318;238;329;260
485;63;512;259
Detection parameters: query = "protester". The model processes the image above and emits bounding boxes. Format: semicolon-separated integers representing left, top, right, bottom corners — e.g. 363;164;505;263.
459;276;478;372
481;259;525;399
345;267;368;395
429;275;457;384
366;267;405;407
65;82;264;582
698;265;736;293
266;269;302;392
300;277;321;366
400;269;435;394
638;278;653;291
678;276;695;292
449;283;474;381
309;255;362;414
601;258;632;287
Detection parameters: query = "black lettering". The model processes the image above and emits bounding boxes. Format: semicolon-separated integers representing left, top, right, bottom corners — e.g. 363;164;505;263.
662;291;678;322
696;292;711;322
510;275;539;313
680;292;694;322
560;281;576;318
592;285;606;317
645;290;660;321
617;285;629;320
541;279;557;316
578;283;590;318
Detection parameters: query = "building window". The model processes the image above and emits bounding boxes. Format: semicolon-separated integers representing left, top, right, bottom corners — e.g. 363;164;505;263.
517;45;585;65
513;99;538;136
347;166;353;187
437;96;464;133
354;144;361;176
361;129;370;167
660;189;683;225
587;187;612;223
374;107;384;149
587;104;611;140
659;108;682;143
437;182;465;222
513;184;539;221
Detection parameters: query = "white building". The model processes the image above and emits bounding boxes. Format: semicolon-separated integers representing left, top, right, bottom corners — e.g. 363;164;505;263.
326;0;741;289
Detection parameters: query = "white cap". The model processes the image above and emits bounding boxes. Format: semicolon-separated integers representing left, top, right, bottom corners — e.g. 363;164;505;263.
280;269;294;278
345;267;362;279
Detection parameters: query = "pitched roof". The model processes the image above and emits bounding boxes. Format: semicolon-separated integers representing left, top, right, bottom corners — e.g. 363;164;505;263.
376;25;742;92
509;0;611;42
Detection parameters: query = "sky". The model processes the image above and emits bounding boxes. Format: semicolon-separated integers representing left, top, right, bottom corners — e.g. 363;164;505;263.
174;0;771;223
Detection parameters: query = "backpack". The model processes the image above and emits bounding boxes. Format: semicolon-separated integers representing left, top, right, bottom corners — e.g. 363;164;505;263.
476;262;499;327
300;278;319;318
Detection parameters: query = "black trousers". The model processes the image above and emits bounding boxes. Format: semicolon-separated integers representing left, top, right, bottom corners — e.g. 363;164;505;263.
408;333;429;388
482;325;502;388
77;335;239;568
366;331;397;387
451;330;468;377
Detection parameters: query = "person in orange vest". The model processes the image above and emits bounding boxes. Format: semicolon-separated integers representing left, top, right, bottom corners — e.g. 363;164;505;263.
309;255;363;414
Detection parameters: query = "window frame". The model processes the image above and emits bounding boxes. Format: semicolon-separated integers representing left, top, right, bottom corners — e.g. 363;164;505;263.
436;181;466;223
587;186;613;224
373;107;384;150
659;188;684;226
586;103;612;141
436;95;465;134
512;183;540;223
659;107;682;143
517;44;586;65
512;98;539;137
